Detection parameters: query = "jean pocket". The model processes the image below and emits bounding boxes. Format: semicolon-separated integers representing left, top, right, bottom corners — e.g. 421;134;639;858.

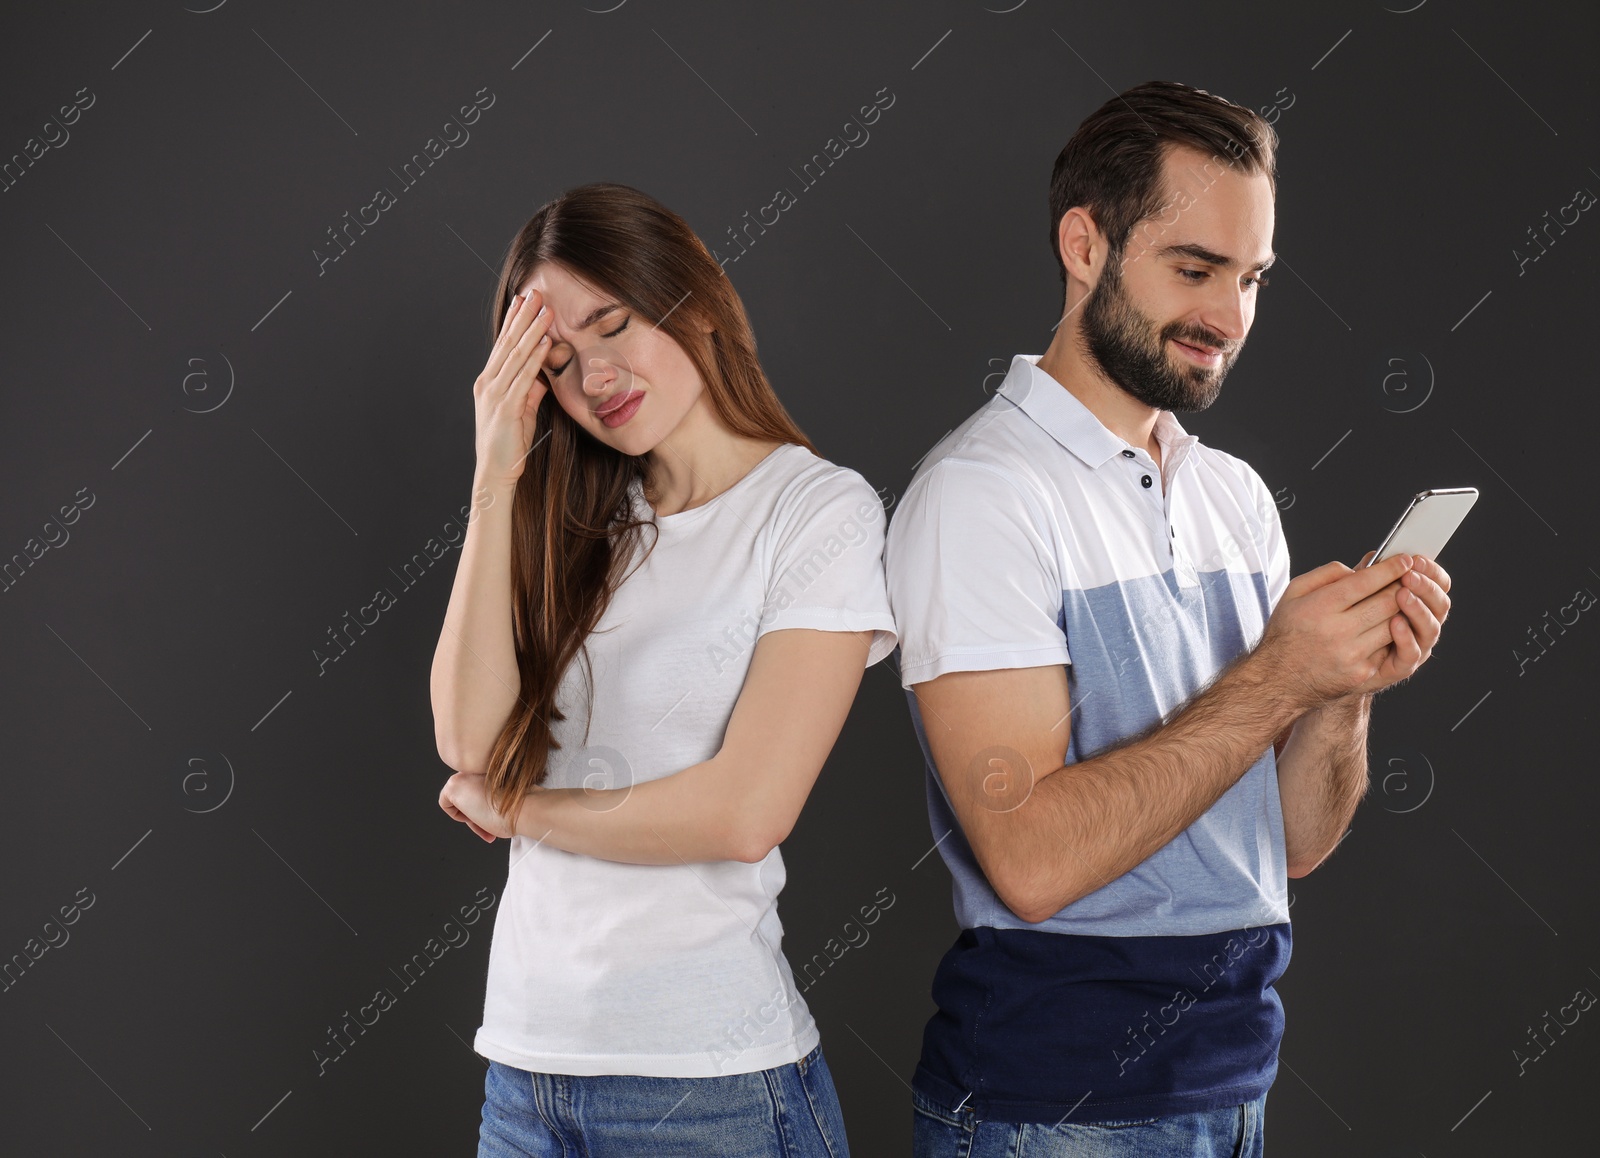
795;1049;850;1158
910;1087;971;1130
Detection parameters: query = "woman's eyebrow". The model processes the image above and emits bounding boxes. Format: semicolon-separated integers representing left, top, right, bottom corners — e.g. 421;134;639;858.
548;303;620;343
575;303;620;329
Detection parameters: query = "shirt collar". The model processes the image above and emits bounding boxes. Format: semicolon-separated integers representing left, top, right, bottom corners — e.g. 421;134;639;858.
995;353;1199;471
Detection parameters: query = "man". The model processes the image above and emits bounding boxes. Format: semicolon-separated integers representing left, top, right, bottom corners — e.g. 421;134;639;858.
884;80;1453;1156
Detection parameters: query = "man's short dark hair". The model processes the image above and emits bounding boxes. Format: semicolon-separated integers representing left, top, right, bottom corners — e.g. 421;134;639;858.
1049;80;1278;287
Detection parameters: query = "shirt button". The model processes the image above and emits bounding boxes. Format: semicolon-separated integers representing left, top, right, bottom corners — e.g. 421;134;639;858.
1121;449;1136;458
1141;474;1153;488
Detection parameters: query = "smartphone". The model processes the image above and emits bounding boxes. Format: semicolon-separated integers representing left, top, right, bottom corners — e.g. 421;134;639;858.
1363;488;1479;567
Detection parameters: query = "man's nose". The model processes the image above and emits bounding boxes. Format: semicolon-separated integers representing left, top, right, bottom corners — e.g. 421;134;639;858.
1201;286;1249;342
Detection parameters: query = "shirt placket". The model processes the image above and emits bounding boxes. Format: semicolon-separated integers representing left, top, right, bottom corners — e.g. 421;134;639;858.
1120;444;1198;587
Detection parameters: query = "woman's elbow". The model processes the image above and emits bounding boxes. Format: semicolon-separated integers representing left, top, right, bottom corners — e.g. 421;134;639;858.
434;733;487;776
727;812;791;864
432;709;501;775
729;828;780;864
730;840;772;864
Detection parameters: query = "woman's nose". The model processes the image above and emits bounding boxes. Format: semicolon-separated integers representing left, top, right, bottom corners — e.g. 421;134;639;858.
582;355;617;394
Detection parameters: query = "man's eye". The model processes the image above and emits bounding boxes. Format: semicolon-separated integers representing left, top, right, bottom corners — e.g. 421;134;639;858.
1249;274;1270;288
601;316;630;339
1179;268;1207;281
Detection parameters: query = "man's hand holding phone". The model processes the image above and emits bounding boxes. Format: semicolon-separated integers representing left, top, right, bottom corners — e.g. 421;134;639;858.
1254;550;1453;712
1349;549;1451;696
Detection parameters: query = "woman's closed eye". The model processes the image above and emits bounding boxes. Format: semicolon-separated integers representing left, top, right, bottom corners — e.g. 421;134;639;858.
547;315;630;377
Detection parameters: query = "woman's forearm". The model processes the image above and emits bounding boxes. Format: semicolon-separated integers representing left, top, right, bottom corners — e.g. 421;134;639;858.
512;756;748;866
430;474;523;771
506;628;873;867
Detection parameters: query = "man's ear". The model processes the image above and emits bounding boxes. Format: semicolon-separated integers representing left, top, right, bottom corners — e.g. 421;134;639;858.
1058;206;1106;293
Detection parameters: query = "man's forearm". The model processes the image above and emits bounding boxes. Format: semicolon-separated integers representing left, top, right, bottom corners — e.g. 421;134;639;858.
1276;691;1372;876
1000;649;1305;922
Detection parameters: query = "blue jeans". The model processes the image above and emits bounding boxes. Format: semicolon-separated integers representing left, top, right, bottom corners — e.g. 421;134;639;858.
911;1086;1266;1157
477;1043;850;1157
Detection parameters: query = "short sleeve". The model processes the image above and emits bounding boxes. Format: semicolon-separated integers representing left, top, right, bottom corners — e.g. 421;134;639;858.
1250;469;1290;610
754;467;900;667
883;459;1070;690
1265;504;1289;610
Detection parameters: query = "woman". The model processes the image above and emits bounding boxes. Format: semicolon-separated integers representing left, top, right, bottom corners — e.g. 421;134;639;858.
430;182;897;1157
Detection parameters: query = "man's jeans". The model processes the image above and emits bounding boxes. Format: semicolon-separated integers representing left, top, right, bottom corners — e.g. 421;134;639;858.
912;1085;1266;1157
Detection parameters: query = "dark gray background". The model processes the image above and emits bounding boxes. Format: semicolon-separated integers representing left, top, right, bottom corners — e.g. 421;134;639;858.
1;1;1594;1154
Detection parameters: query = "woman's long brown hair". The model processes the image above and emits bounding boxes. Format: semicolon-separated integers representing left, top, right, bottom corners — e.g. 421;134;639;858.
481;181;818;825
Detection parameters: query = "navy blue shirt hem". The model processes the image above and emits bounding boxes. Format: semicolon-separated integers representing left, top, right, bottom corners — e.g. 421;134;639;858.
912;923;1292;1125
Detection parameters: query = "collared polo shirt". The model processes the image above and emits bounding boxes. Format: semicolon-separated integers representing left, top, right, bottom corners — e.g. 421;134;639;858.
884;353;1294;1124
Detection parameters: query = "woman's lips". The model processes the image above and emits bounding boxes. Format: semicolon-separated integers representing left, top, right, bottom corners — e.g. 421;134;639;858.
596;390;644;427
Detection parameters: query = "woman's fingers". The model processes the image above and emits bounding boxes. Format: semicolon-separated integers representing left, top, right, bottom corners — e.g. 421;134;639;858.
483;290;548;389
480;294;531;388
473;292;555;487
497;291;524;343
507;325;552;411
440;793;499;842
494;332;551;450
492;302;554;404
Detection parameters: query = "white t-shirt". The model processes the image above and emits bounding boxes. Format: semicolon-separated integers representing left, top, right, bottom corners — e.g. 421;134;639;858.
474;441;899;1077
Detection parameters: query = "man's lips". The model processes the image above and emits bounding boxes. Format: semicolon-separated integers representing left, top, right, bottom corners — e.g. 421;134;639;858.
1171;337;1225;364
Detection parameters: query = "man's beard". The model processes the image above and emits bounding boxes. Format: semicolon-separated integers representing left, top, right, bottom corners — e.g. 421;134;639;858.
1077;253;1242;412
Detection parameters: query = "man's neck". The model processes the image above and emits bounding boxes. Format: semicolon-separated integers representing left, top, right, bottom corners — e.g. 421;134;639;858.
1035;326;1163;472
